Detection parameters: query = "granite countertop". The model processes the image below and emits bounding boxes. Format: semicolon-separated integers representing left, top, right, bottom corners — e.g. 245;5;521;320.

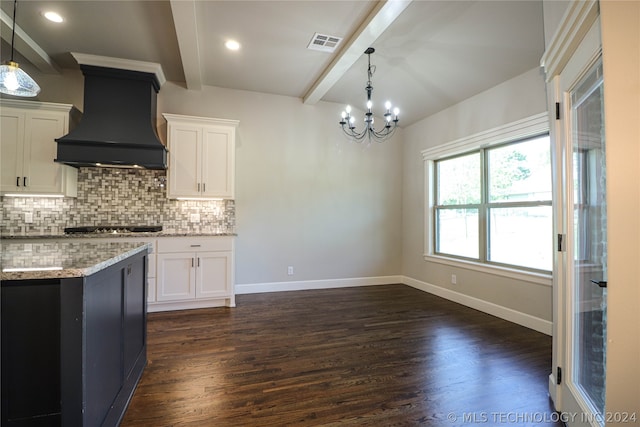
1;241;151;281
1;231;237;240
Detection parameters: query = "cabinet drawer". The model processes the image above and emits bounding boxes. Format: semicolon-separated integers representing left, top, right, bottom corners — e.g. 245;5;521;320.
157;236;233;253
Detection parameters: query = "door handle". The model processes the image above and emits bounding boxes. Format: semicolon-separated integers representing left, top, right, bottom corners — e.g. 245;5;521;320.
590;279;607;288
16;177;20;187
23;177;27;187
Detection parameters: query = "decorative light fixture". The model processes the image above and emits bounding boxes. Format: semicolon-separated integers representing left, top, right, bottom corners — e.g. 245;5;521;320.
0;0;41;97
339;47;399;142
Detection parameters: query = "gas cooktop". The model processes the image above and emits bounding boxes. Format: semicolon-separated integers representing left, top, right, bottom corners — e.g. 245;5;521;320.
64;225;163;234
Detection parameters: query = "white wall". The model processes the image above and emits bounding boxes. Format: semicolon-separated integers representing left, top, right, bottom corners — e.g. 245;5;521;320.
157;84;404;289
401;67;552;325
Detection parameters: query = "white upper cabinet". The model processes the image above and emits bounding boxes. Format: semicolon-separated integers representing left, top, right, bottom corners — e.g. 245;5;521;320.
1;99;79;197
163;114;238;199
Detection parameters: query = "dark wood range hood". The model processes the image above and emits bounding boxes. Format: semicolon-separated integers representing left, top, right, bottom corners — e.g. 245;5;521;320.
55;55;167;170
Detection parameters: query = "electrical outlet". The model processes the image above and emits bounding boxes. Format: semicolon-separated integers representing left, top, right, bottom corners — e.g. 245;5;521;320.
189;213;200;223
287;266;294;276
24;212;33;223
451;274;457;285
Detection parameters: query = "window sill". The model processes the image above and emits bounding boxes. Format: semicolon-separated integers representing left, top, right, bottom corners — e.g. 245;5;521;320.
423;254;553;286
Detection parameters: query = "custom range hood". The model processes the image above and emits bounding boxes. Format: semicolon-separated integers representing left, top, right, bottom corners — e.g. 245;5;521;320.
55;53;167;169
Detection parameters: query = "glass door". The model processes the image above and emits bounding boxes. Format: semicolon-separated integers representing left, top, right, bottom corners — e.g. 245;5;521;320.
555;17;607;427
570;57;607;422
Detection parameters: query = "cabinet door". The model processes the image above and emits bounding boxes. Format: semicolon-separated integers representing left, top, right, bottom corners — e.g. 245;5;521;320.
202;127;234;198
195;251;232;299
0;111;25;193
123;259;145;379
23;112;68;194
168;125;201;198
156;253;196;301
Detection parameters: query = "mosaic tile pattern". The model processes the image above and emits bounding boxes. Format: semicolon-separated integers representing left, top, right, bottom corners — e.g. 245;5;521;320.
1;168;235;236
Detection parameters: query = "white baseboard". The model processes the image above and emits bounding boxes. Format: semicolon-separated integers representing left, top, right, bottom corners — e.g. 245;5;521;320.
548;373;559;410
148;297;234;312
235;275;403;295
401;276;553;335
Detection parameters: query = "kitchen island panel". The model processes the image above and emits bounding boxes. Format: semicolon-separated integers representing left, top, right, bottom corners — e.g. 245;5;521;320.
1;280;62;426
2;243;148;427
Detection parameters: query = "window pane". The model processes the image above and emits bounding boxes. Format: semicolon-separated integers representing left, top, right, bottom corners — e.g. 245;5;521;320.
488;206;552;270
436;208;479;258
437;153;481;205
487;136;551;202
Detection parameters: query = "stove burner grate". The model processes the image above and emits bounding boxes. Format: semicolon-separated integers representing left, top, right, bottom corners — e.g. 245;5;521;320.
64;225;162;234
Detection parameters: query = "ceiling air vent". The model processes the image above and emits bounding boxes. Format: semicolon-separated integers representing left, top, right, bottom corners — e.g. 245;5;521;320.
307;32;342;53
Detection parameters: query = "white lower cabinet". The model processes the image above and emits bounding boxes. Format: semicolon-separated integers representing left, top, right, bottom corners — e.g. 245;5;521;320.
151;236;234;312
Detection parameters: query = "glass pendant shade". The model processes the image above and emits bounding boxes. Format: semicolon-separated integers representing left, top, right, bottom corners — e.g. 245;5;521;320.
0;61;41;97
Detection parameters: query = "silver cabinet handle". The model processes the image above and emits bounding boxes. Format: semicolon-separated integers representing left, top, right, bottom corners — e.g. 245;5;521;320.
23;177;27;187
197;183;200;192
190;244;201;247
16;177;20;187
203;183;206;192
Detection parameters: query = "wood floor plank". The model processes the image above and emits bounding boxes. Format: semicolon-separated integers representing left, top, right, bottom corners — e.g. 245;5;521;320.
121;285;562;426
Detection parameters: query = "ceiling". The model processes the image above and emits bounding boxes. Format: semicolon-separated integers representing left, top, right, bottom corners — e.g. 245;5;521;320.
0;0;545;126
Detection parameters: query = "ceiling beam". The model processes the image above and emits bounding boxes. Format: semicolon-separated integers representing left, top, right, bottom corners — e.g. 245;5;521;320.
0;9;59;74
169;0;202;90
303;0;412;105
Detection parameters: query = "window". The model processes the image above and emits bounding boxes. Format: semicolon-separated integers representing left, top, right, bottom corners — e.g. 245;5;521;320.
424;114;552;275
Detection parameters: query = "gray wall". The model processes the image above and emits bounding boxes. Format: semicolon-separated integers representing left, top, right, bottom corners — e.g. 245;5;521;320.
158;84;404;286
400;67;552;322
13;74;404;288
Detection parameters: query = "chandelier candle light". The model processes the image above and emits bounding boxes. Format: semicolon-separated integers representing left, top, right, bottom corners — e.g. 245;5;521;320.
339;47;399;143
0;0;41;97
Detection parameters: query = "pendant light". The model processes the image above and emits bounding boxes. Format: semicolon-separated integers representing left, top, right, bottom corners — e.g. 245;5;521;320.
0;0;41;97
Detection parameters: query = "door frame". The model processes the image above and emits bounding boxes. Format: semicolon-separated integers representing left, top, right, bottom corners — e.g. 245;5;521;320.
540;0;601;419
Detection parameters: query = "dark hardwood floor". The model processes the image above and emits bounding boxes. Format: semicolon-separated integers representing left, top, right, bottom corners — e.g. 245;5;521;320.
121;285;563;426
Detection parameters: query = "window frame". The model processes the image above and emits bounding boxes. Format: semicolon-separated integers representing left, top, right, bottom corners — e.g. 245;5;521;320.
422;113;553;286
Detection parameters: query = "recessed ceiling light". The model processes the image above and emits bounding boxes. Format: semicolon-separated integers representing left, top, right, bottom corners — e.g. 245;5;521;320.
225;40;241;51
43;11;64;23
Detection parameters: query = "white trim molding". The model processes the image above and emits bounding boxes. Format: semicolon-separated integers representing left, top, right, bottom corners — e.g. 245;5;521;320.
425;254;552;287
235;275;403;295
402;276;552;335
539;0;599;80
71;52;166;86
421;112;551;278
421;112;549;161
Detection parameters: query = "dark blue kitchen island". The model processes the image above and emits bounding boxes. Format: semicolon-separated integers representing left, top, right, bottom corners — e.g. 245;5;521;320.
1;241;151;427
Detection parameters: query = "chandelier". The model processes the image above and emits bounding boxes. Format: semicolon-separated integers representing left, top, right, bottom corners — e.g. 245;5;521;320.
0;0;41;97
339;47;399;142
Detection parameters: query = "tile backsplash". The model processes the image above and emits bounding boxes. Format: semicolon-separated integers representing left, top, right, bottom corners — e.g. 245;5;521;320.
1;168;235;236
